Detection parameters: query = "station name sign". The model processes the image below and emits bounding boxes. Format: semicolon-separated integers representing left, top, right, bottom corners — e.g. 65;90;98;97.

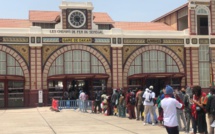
42;37;111;44
123;38;184;44
49;30;104;35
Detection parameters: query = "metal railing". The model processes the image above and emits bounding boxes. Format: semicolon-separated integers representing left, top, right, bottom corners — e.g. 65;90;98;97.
58;99;94;112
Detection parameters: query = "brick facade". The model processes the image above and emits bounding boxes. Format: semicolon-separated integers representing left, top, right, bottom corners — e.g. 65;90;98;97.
190;10;196;35
211;1;215;34
111;48;123;89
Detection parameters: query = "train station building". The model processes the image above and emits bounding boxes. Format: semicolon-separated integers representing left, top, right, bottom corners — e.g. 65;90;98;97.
0;0;214;107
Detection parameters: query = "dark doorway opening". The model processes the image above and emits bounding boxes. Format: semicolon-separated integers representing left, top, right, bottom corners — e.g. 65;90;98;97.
48;78;107;105
197;15;208;35
145;78;166;97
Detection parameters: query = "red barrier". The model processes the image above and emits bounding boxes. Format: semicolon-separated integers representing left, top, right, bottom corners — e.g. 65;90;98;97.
51;99;59;112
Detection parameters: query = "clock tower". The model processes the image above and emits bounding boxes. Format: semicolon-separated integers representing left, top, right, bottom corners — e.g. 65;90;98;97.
59;1;94;29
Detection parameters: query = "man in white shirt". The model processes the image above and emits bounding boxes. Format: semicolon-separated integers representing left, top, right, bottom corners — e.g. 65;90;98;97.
142;87;156;126
161;85;183;134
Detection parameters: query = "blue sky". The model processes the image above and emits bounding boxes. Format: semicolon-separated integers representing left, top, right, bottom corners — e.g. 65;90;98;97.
0;0;188;22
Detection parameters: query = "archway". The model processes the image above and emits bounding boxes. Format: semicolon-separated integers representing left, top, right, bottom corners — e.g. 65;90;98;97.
123;45;185;91
0;45;30;107
43;44;111;103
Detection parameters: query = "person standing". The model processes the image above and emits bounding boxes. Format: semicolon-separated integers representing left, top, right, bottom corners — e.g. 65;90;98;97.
183;86;193;134
94;89;102;113
111;89;119;116
136;87;144;121
118;93;126;117
206;88;215;134
191;86;207;134
126;89;136;119
175;88;186;131
161;85;183;134
142;87;155;126
156;88;165;124
79;90;87;112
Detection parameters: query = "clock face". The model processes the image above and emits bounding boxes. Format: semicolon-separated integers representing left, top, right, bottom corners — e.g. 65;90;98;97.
68;10;86;28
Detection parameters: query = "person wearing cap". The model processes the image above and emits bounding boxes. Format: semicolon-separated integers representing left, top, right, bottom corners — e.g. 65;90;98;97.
142;86;156;126
161;85;183;134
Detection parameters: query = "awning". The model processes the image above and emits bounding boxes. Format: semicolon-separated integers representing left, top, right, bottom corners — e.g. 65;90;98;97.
48;74;109;80
0;75;25;81
128;73;184;79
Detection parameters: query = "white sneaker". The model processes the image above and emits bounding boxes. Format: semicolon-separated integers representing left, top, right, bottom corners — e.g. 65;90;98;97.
143;122;147;125
152;123;155;126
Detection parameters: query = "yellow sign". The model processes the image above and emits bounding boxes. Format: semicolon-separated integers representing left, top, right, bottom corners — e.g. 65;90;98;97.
62;38;92;43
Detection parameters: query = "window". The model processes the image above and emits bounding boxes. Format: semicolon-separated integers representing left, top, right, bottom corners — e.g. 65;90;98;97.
33;23;55;29
98;24;112;30
0;51;23;76
178;7;188;31
196;6;210;35
48;50;105;76
199;45;210;88
128;50;179;76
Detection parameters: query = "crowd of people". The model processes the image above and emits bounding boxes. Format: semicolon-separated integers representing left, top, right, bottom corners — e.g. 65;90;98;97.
77;85;215;134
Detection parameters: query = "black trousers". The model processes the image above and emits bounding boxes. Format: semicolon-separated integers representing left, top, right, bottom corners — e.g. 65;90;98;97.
165;126;179;134
94;101;101;113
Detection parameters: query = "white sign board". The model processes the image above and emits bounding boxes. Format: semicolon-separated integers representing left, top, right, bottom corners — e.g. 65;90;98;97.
38;90;43;103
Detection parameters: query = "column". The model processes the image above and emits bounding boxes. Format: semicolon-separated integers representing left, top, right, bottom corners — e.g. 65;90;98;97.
112;47;123;89
29;47;42;106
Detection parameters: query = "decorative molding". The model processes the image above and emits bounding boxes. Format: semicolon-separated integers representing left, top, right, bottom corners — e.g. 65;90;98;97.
199;38;209;44
43;45;61;65
211;39;215;44
123;38;184;44
92;45;111;64
167;46;184;63
8;45;29;65
123;46;140;64
0;37;29;43
192;38;198;44
186;39;190;44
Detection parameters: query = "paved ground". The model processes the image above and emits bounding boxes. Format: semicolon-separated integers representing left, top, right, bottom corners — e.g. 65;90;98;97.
0;107;187;134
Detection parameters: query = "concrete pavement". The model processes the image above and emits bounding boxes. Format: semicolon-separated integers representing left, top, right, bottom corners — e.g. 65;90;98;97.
0;107;186;134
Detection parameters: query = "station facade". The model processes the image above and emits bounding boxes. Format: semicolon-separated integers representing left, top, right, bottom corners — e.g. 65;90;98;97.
0;0;215;107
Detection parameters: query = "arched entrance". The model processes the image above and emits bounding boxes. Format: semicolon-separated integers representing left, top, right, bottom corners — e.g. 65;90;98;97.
0;45;30;108
124;45;185;95
43;45;111;104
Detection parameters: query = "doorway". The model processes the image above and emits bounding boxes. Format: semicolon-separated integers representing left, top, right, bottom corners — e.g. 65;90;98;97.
145;78;166;97
0;81;24;108
0;82;4;108
48;78;107;105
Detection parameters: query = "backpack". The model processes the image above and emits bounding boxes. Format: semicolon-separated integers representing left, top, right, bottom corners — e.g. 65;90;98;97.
209;95;215;115
129;92;136;105
145;90;152;103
